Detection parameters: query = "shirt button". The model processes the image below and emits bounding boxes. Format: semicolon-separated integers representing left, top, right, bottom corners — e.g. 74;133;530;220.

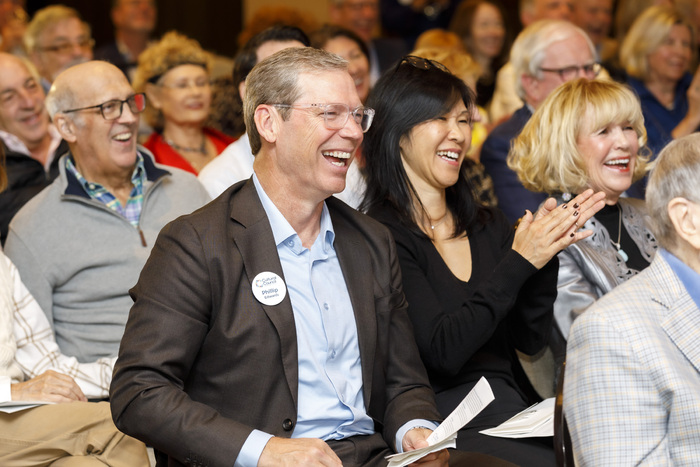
323;303;329;311
286;240;294;248
330;350;336;359
282;419;294;431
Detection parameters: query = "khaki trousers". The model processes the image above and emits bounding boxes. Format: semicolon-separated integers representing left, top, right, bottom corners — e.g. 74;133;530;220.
0;401;148;466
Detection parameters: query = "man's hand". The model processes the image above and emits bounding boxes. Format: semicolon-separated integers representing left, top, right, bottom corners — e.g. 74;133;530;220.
402;428;449;466
10;370;86;403
258;437;342;467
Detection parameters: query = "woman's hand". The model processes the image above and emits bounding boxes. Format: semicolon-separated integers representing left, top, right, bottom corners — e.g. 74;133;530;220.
512;189;606;269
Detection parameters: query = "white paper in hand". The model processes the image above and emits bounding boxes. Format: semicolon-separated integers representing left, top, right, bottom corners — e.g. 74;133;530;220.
385;377;495;467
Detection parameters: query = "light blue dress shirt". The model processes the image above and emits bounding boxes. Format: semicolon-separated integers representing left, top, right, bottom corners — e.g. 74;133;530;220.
660;249;700;309
235;174;436;467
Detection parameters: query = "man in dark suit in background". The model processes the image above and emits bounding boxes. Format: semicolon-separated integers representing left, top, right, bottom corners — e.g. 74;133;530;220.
94;0;156;82
110;47;449;467
328;0;407;84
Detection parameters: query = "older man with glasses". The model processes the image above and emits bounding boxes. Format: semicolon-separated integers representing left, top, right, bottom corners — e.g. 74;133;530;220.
480;19;600;225
110;47;451;467
3;61;209;367
24;5;94;92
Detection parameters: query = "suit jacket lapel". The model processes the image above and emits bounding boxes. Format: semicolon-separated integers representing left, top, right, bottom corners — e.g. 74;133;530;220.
229;179;299;406
651;255;700;374
330;203;377;406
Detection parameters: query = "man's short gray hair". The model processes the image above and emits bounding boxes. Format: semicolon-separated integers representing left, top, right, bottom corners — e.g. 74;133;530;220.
244;47;347;155
511;19;596;100
45;82;77;120
646;134;700;250
24;5;90;54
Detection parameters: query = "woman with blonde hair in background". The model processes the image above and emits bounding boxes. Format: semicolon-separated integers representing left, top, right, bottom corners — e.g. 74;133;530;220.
620;5;700;196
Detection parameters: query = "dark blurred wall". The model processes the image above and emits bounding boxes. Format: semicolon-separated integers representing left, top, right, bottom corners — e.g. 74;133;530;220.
26;0;243;58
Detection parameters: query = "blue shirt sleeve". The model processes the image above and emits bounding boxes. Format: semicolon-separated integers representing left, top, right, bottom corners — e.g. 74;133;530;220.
234;429;274;467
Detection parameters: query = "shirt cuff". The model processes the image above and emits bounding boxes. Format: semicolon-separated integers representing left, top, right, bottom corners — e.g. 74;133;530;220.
395;419;439;453
0;376;11;403
234;429;274;467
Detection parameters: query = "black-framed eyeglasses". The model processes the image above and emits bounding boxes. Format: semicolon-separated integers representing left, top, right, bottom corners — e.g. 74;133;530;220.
36;37;95;55
396;55;450;73
62;93;146;121
539;63;601;80
271;103;375;133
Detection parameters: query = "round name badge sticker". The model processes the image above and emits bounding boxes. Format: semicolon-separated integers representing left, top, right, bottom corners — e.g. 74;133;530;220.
252;271;287;306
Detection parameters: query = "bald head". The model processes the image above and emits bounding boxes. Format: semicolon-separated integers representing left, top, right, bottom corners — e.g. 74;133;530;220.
46;60;129;119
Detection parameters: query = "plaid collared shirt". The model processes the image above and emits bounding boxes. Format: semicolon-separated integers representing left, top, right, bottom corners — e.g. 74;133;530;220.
65;154;146;227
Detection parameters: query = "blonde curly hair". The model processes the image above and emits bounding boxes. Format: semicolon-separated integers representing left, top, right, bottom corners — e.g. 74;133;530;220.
508;78;650;195
133;31;211;130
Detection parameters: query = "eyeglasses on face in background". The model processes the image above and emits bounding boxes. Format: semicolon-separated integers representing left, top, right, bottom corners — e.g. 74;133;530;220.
36;37;94;55
539;63;602;80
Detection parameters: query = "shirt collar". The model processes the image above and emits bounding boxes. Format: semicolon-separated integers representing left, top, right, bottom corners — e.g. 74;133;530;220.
660;248;700;308
252;172;335;252
66;152;147;197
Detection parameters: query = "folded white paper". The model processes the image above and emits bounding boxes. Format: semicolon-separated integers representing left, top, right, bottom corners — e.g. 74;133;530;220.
0;400;52;414
479;397;554;438
386;377;495;467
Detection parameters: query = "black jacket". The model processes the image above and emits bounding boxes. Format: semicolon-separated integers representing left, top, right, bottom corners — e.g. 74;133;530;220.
1;139;67;244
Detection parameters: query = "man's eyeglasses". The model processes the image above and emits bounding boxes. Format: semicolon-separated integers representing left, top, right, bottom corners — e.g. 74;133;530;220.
272;103;375;133
397;55;450;73
62;93;146;121
539;63;601;81
36;38;94;55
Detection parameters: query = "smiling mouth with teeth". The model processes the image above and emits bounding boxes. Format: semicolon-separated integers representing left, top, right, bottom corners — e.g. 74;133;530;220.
437;150;459;161
604;158;630;169
113;133;132;142
323;150;351;167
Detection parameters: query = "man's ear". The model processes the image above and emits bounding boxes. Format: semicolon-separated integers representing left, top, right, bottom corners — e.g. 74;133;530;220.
238;81;246;102
254;104;279;145
668;197;700;250
520;73;539;105
53;114;78;143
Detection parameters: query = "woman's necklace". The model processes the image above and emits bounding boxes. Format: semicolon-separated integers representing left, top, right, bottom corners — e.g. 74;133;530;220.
165;134;207;155
610;203;629;262
428;212;448;231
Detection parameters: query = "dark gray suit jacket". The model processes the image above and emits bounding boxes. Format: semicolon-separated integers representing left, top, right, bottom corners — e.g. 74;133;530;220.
109;179;440;467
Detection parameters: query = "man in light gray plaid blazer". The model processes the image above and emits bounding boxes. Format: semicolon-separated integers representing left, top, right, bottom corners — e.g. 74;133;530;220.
564;133;700;466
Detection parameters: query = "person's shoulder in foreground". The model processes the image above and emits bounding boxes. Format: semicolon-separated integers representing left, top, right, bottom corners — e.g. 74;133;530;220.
565;133;700;466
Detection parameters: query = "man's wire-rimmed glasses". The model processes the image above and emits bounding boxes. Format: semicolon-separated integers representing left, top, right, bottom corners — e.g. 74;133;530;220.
62;93;147;121
272;103;375;133
539;63;601;81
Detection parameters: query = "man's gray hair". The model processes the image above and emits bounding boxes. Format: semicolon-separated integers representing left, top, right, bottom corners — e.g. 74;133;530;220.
244;47;347;155
646;134;700;250
45;82;77;120
24;5;90;54
511;19;596;100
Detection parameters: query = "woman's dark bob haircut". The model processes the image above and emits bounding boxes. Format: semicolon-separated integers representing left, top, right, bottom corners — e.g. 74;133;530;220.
361;56;489;237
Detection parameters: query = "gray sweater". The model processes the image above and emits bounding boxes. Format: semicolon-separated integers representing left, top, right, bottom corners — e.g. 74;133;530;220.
4;149;210;362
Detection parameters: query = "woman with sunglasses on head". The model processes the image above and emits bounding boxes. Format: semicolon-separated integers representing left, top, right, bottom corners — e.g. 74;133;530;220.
133;31;234;175
361;56;605;466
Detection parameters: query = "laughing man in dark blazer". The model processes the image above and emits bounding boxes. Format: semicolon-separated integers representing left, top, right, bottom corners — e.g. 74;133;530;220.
109;47;449;467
